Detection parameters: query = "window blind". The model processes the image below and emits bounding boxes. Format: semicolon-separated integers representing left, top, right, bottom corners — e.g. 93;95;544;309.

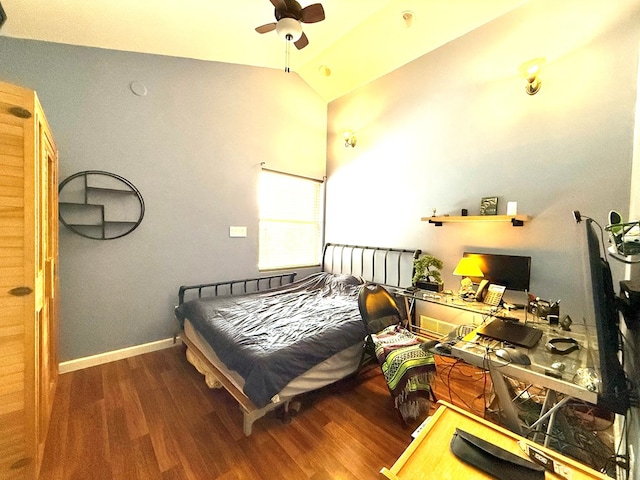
259;170;324;270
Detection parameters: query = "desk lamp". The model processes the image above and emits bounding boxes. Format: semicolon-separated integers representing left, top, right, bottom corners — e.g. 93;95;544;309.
453;257;484;298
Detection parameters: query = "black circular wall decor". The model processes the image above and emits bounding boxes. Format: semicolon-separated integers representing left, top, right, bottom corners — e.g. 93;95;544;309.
58;170;145;240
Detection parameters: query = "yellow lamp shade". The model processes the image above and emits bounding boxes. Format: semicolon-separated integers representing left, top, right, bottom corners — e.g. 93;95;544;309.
452;257;484;278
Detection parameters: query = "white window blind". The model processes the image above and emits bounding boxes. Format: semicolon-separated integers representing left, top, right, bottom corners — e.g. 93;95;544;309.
259;170;323;270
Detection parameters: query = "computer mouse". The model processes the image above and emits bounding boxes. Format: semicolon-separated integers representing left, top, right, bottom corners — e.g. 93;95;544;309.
495;347;531;365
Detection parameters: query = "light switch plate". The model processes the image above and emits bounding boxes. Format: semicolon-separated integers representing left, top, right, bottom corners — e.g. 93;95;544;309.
229;226;247;238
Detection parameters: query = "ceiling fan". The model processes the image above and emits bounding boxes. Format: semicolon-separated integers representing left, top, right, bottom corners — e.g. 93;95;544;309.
255;0;326;51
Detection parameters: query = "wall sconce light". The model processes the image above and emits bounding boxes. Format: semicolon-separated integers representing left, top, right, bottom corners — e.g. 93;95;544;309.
519;57;545;95
343;130;357;148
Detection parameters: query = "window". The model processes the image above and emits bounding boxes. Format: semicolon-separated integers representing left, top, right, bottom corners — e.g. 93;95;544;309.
259;170;324;270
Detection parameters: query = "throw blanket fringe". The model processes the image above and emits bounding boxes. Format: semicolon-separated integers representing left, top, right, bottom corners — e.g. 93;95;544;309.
372;325;436;421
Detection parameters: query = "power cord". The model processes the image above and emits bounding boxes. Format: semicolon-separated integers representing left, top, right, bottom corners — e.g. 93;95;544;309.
435;355;487;418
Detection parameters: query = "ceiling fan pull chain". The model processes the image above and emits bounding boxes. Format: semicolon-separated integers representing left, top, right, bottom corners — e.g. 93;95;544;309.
284;33;292;73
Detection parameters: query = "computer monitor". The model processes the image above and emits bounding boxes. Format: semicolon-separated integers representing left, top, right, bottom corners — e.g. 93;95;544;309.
462;252;531;291
584;219;630;414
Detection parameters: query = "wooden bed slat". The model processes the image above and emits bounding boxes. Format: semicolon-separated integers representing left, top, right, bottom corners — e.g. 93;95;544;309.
180;334;289;436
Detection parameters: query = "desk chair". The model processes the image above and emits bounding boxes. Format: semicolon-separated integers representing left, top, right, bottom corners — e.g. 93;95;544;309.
358;283;436;424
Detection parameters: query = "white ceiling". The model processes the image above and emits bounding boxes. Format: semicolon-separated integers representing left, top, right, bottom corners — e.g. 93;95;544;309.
0;0;529;102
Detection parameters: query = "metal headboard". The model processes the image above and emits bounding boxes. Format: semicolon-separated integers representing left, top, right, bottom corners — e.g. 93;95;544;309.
322;243;421;288
178;244;421;305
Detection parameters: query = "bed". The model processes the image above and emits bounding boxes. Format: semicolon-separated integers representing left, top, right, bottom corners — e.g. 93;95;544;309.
174;243;420;435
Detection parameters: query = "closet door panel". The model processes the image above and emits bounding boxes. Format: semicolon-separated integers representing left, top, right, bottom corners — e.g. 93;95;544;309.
0;80;58;480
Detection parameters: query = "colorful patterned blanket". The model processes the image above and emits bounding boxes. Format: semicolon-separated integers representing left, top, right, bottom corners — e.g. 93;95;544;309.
371;324;436;421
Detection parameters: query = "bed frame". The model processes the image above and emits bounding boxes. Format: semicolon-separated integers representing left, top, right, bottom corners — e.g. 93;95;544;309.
176;243;421;435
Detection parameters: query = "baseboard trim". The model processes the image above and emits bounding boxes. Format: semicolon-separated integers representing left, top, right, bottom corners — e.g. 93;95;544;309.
59;337;182;374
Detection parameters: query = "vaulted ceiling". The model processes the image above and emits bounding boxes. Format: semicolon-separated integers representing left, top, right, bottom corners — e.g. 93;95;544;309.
1;0;530;101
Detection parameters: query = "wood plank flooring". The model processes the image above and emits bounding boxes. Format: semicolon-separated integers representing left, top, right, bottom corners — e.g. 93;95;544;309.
39;345;490;480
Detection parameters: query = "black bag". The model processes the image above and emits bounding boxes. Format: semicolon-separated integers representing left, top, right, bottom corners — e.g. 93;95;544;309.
450;428;545;480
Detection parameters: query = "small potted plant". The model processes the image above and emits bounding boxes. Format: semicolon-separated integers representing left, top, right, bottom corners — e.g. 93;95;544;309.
412;254;444;292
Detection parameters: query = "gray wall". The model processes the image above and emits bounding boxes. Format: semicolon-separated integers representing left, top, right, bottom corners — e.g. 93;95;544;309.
0;38;327;361
326;0;640;322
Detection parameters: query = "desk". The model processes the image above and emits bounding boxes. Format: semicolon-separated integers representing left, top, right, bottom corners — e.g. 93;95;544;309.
393;290;600;439
451;321;598;439
395;289;530;338
451;322;596;403
380;401;608;479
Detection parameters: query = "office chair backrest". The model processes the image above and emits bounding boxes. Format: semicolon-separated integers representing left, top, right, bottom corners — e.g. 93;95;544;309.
358;283;402;335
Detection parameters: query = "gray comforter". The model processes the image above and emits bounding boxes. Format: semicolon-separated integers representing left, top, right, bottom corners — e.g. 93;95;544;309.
174;272;366;408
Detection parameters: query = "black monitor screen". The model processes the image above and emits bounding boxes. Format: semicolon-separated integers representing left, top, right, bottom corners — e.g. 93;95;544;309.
463;252;531;291
584;219;629;414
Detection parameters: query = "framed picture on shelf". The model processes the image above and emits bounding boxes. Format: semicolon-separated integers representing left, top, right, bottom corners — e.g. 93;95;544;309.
480;196;498;216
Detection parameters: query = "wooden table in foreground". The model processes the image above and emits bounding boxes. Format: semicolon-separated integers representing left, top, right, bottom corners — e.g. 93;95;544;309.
380;401;609;480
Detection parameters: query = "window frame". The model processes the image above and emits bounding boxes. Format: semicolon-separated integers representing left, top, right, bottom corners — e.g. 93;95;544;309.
258;168;325;271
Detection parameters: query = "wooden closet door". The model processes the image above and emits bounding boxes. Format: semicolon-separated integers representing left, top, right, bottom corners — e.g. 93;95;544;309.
0;81;58;480
36;114;58;461
0;83;34;480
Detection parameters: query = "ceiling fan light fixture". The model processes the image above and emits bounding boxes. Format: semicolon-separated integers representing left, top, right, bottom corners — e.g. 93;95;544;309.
276;17;303;42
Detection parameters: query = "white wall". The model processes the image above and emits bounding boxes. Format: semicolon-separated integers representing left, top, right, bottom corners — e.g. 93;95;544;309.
621;23;640;480
326;1;640;475
326;0;640;322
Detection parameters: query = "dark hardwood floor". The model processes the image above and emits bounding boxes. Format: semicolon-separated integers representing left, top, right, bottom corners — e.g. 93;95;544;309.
39;345;490;480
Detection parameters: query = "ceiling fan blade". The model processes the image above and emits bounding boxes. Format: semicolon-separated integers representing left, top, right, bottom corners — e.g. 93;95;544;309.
269;0;287;9
294;32;309;50
255;23;277;33
300;3;325;23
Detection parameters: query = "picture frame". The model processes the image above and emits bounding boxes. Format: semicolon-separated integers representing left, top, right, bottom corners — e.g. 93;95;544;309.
480;196;498;216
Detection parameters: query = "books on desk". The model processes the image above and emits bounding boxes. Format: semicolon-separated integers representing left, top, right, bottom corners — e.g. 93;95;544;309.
476;318;543;348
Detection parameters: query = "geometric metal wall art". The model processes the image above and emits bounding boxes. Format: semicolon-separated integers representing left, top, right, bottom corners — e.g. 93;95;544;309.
58;170;145;240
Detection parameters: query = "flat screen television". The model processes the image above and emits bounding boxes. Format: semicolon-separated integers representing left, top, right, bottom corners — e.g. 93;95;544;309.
584;219;630;414
462;252;531;291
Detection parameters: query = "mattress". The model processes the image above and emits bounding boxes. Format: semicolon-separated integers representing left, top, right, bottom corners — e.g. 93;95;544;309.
184;318;363;403
175;272;367;407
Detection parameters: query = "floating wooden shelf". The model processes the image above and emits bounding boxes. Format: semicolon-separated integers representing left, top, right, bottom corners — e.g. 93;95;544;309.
422;214;532;226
